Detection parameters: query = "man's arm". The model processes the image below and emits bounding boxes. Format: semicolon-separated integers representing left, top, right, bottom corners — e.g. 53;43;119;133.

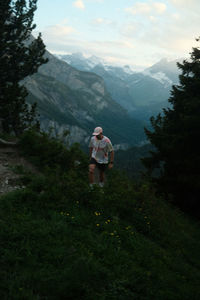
110;150;114;163
89;147;93;159
108;150;114;168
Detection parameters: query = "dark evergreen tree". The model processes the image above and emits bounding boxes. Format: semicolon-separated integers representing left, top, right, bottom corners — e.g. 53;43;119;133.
143;38;200;216
0;0;48;135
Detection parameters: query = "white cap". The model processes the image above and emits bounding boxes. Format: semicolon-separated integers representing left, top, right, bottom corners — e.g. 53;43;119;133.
92;126;103;135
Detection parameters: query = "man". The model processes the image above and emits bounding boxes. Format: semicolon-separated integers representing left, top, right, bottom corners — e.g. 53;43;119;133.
89;126;114;187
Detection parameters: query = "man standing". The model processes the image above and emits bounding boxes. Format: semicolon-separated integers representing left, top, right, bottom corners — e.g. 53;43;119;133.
89;126;114;187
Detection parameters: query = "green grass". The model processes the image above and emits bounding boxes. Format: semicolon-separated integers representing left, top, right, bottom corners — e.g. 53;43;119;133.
0;130;200;299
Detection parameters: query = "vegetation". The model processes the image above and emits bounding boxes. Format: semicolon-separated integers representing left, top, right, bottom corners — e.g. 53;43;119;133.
0;0;47;135
0;130;200;299
143;38;200;217
0;2;200;298
115;144;154;179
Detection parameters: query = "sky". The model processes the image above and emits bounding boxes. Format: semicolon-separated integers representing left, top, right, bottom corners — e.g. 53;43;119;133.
33;0;200;70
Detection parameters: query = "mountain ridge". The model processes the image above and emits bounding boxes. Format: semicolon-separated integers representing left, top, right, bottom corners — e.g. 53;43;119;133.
57;53;182;121
24;49;147;148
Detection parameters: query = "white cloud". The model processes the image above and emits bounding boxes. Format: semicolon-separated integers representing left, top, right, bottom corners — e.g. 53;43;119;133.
73;0;85;10
168;0;200;15
152;2;167;14
45;24;76;37
125;3;151;15
87;0;104;2
120;23;138;37
122;0;200;61
169;0;199;8
149;15;157;22
94;18;104;24
125;2;167;16
34;0;200;68
92;18;114;26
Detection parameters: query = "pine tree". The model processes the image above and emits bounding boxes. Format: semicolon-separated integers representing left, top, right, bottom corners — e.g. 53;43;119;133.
143;38;200;216
0;0;48;135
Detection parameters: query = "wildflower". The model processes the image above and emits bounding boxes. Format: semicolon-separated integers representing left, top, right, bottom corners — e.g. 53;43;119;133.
107;219;111;223
94;212;101;216
71;216;75;219
96;224;100;226
125;226;132;231
110;233;114;236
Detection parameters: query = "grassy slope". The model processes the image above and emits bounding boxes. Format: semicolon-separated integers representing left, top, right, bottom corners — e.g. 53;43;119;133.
0;131;200;299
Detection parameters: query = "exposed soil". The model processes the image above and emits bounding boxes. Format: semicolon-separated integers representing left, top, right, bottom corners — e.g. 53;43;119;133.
0;145;37;196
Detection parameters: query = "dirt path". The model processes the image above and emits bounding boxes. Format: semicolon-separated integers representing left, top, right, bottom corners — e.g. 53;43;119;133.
0;145;37;196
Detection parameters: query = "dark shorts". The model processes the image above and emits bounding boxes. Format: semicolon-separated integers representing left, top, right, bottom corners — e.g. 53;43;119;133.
89;157;108;171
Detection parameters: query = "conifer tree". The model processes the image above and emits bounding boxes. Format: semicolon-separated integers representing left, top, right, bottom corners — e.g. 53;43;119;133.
0;0;48;135
143;38;200;216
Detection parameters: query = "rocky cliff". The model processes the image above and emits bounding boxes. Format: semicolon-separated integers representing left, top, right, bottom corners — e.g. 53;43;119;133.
24;50;146;147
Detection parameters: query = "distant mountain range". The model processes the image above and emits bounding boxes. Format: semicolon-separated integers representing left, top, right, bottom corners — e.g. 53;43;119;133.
56;53;182;121
24;50;147;149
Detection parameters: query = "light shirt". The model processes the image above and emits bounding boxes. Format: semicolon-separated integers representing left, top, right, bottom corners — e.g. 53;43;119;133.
89;135;113;164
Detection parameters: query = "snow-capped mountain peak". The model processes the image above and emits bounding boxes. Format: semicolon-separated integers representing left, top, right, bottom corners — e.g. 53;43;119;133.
143;70;173;88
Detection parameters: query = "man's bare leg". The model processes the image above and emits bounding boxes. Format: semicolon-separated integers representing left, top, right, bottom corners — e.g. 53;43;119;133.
99;170;105;187
89;164;96;185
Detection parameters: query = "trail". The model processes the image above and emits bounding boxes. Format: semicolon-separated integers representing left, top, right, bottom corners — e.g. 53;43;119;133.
0;142;37;196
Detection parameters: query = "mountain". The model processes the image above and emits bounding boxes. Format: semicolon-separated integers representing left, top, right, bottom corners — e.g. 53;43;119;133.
24;50;147;148
145;57;181;83
55;52;106;71
57;53;182;121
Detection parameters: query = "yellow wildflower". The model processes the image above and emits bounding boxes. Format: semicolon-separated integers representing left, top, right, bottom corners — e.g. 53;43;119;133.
94;212;101;216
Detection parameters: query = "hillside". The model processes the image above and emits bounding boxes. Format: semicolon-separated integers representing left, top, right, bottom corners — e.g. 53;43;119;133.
57;54;181;121
1;131;200;299
24;49;146;148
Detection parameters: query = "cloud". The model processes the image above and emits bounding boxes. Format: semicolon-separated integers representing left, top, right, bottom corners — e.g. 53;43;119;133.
169;0;200;9
122;0;200;60
87;0;104;2
91;18;114;26
120;23;138;37
93;18;104;24
73;0;85;10
125;2;167;16
36;22;77;47
153;2;166;14
44;24;76;37
35;0;200;68
125;3;151;15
